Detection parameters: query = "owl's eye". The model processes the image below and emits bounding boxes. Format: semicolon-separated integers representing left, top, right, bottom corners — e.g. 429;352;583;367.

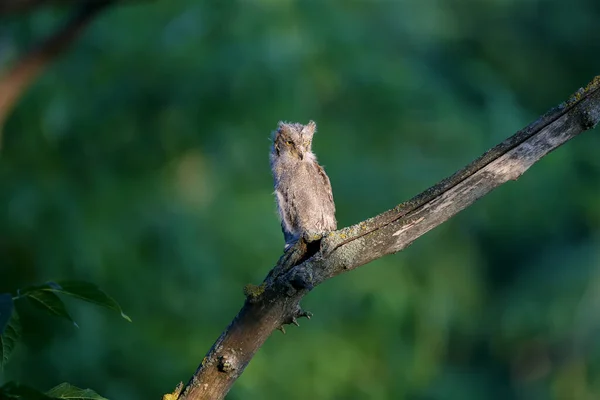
285;140;293;145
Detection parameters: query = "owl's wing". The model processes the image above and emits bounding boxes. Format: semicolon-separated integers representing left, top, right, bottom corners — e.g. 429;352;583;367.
275;188;296;238
315;163;335;207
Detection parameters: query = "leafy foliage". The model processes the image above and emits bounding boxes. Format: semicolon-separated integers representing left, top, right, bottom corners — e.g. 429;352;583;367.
0;280;126;396
46;382;108;400
0;382;53;400
25;290;78;326
0;311;21;369
21;281;131;323
0;382;107;400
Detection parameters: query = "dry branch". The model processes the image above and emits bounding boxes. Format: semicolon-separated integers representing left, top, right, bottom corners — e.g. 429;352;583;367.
175;76;600;400
0;0;112;142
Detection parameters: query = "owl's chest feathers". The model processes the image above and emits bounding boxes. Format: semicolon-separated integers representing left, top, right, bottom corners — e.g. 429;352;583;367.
271;145;336;243
272;154;320;191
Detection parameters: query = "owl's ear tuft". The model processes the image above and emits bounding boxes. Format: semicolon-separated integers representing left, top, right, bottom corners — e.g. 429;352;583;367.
304;120;317;137
277;121;293;136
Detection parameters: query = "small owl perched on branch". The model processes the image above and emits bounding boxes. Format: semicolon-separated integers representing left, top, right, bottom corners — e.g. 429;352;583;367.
270;120;337;249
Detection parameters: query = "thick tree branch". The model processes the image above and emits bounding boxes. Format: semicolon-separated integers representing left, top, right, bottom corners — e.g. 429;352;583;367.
0;0;112;141
175;76;600;400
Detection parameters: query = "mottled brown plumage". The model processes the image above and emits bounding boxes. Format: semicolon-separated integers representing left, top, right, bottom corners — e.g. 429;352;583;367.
270;120;337;249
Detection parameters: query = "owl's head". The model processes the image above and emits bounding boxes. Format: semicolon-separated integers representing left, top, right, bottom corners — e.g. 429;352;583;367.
272;120;317;160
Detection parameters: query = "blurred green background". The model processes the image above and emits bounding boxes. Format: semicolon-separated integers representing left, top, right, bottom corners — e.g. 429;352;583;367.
1;1;600;399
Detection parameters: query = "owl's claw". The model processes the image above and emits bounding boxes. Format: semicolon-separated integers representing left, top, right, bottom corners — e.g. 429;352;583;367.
297;309;312;320
276;306;313;333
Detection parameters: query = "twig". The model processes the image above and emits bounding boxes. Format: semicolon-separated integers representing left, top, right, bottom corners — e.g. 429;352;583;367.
175;76;600;400
0;0;112;145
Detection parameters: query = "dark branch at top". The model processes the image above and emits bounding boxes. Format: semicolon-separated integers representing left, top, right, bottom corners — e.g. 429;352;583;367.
0;0;113;143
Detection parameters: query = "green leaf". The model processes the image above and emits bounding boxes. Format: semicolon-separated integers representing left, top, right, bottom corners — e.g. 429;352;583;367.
19;282;61;296
33;281;131;322
0;381;53;399
25;290;78;327
46;383;108;400
0;311;21;368
0;293;14;335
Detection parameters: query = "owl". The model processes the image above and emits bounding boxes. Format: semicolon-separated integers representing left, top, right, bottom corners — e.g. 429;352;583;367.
270;120;337;249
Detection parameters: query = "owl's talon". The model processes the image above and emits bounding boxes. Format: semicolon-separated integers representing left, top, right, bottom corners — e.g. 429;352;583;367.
277;306;313;332
297;309;313;320
277;325;286;334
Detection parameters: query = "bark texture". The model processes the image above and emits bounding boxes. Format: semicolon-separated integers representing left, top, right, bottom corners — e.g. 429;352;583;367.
175;76;600;400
